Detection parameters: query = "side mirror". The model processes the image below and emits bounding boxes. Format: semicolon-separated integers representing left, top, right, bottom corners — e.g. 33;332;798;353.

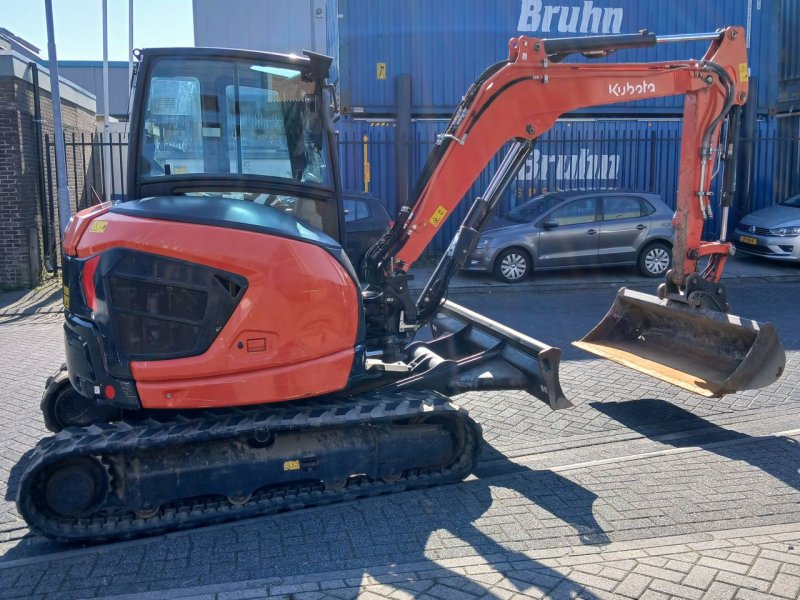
542;219;559;229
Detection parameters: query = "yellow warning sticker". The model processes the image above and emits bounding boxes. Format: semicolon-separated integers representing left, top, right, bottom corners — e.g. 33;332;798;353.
89;220;108;233
377;62;387;80
739;63;749;82
63;286;70;310
283;460;301;471
429;205;448;227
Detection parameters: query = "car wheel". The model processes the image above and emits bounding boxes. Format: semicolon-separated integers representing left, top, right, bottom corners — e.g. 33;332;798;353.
638;242;672;277
494;248;531;283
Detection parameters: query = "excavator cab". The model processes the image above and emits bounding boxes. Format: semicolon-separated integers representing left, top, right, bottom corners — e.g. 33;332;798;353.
128;47;345;242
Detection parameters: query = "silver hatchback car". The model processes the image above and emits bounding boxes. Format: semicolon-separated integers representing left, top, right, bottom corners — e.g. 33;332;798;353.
465;191;675;283
733;194;800;262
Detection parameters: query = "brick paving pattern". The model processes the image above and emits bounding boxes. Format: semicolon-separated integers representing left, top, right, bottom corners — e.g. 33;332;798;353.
89;524;800;599
0;281;798;598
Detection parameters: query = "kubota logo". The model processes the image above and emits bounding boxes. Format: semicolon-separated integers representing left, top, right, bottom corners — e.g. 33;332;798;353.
609;81;656;97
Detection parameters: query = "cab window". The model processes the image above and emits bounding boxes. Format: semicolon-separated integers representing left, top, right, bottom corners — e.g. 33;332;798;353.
140;58;329;185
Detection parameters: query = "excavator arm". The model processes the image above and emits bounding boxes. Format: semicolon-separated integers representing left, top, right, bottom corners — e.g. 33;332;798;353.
363;27;785;397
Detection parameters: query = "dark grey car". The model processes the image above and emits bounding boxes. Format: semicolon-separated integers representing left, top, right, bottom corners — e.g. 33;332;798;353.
342;193;392;272
465;191;675;282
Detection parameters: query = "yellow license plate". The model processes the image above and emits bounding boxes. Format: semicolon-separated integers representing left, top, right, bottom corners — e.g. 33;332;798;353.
739;235;757;245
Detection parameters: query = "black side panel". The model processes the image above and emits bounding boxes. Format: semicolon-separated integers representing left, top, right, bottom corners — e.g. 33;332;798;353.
64;315;141;409
96;249;248;363
62;250;247;405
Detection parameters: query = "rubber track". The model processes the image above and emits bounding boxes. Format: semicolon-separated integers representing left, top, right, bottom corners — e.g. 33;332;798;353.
17;390;482;543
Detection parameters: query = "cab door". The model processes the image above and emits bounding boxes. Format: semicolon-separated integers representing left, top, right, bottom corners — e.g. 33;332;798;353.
535;197;600;268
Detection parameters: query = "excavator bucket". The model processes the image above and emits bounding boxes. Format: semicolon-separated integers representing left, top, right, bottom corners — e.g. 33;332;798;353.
574;288;786;397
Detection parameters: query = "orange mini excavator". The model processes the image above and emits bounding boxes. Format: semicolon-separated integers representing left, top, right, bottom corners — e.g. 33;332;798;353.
19;27;784;542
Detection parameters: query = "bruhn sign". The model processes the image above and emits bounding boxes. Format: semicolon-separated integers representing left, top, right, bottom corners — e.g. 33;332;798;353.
517;1;623;34
517;148;620;181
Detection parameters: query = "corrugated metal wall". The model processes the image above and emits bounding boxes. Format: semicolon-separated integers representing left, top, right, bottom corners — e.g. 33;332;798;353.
331;0;781;117
193;0;328;55
778;0;800;108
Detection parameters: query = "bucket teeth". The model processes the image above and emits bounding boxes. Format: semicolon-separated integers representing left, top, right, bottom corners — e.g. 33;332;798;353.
574;288;786;397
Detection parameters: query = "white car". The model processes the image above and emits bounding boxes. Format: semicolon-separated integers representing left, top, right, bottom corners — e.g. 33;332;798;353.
733;194;800;262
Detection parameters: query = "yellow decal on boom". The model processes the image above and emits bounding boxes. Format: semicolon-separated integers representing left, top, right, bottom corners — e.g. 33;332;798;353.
429;205;448;227
739;63;749;82
283;460;301;471
89;220;108;233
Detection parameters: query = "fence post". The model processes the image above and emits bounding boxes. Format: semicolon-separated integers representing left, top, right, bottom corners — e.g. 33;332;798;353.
394;74;412;208
648;130;657;192
737;86;757;218
44;134;57;269
362;134;370;193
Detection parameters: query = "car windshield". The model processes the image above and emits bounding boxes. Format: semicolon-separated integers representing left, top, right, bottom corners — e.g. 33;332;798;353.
506;195;564;223
779;194;800;208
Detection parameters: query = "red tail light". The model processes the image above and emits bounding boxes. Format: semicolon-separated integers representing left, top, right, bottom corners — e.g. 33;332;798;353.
81;255;101;312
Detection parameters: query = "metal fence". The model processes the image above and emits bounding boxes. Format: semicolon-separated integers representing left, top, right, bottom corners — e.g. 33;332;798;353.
43;132;128;213
41;122;799;259
339;121;800;255
40;132;128;266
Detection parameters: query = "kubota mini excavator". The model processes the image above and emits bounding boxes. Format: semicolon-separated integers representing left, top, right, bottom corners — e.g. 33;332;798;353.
19;27;785;542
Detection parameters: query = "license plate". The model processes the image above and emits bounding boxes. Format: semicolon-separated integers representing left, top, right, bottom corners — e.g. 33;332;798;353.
739;235;757;245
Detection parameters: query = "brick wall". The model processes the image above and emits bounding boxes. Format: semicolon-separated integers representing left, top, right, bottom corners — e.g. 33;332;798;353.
0;72;96;290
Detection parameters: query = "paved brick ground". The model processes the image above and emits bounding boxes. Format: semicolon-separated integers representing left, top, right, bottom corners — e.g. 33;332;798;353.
0;282;797;598
90;523;800;600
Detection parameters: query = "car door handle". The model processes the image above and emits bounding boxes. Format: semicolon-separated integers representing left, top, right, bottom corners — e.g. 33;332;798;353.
587;229;598;235
636;224;647;230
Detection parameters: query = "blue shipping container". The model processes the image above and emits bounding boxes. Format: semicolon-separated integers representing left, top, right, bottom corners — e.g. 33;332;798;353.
330;0;783;117
778;0;800;108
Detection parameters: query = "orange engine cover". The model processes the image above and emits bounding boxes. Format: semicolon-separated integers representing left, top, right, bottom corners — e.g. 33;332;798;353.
73;210;360;409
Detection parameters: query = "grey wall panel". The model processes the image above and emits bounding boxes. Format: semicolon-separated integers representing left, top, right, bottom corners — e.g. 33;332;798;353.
193;0;327;54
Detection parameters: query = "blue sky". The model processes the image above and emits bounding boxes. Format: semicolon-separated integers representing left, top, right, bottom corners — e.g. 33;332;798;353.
3;0;194;61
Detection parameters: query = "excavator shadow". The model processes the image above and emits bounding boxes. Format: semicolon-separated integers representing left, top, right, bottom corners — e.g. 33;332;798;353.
3;441;610;599
591;398;800;492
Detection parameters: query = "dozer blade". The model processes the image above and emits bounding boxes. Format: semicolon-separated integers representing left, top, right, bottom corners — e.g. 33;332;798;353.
410;300;571;410
574;288;786;397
